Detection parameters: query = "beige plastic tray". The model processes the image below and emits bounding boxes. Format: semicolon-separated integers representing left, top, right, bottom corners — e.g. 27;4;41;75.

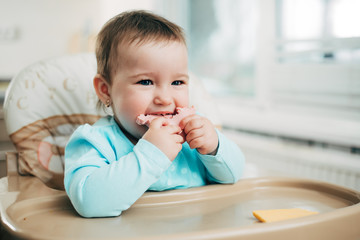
1;174;360;240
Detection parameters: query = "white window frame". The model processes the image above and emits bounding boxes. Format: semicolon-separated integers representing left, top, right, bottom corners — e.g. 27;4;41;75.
217;0;360;148
159;0;360;148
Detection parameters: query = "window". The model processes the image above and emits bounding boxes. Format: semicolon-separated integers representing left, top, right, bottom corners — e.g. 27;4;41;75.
159;0;360;147
274;0;360;120
187;0;258;98
277;0;360;63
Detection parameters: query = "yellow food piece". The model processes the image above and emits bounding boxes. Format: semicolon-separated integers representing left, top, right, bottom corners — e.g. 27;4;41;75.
253;208;318;223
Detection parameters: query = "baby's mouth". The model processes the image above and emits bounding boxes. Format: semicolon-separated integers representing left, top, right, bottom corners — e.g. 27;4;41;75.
136;106;196;127
144;112;175;117
136;110;177;126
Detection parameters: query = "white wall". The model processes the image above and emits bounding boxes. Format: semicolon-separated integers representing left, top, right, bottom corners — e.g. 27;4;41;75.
0;0;157;79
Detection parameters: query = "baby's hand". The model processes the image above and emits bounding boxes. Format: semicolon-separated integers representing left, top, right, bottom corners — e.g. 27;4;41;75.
179;115;219;155
142;117;184;161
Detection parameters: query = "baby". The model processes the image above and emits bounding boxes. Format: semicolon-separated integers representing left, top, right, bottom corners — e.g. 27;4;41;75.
64;10;245;218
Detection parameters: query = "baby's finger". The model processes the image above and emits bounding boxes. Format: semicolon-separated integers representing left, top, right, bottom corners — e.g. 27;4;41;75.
173;133;185;144
185;128;204;143
148;116;168;128
179;114;197;129
187;135;204;150
179;114;202;133
184;117;205;135
165;124;182;134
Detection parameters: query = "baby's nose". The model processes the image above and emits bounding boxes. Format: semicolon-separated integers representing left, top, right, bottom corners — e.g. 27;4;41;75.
153;88;172;105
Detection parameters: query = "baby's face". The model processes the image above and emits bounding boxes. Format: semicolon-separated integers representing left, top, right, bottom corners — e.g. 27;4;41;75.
109;40;189;142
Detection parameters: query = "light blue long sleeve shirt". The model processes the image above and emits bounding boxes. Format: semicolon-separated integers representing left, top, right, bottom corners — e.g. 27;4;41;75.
64;116;245;218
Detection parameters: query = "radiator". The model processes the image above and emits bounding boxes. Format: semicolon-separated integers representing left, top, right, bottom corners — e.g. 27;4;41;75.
224;129;360;191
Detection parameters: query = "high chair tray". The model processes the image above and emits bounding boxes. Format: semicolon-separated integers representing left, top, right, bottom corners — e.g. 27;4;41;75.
1;176;359;240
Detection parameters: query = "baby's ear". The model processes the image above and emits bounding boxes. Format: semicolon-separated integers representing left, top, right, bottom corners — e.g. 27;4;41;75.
93;74;110;104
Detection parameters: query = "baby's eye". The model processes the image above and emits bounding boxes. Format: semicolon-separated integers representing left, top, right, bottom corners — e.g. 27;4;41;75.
137;79;153;85
172;80;184;86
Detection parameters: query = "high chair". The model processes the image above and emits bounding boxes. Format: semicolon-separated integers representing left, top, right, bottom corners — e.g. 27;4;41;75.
0;54;359;240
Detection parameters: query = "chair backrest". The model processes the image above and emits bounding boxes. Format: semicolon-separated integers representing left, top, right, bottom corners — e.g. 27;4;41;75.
3;53;220;190
4;53;105;189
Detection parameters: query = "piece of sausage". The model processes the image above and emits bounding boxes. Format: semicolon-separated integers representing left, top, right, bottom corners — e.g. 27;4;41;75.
136;106;196;128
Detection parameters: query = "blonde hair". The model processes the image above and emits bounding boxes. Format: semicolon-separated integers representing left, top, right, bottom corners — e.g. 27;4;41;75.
95;10;186;84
